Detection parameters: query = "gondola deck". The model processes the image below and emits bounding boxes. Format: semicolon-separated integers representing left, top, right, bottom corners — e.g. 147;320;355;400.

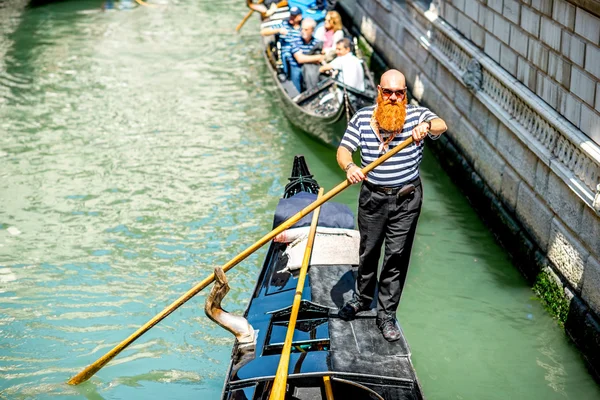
218;156;424;400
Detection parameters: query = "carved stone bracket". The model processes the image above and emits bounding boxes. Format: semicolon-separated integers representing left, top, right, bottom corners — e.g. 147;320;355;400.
462;58;482;91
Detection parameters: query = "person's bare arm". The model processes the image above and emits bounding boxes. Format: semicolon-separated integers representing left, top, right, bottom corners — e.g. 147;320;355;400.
411;117;447;143
337;146;365;184
293;52;324;64
260;26;287;37
319;63;333;73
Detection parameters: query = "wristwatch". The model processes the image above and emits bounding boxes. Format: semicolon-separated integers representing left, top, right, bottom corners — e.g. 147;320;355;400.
344;162;356;172
425;120;432;130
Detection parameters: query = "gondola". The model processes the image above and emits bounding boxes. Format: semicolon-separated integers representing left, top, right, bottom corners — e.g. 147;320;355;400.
206;155;425;400
258;5;377;147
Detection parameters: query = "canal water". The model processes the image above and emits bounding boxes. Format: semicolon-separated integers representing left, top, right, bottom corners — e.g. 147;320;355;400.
0;1;598;399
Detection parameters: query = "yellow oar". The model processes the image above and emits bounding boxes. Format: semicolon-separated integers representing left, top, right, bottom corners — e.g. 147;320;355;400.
236;0;264;32
67;137;414;385
269;188;323;400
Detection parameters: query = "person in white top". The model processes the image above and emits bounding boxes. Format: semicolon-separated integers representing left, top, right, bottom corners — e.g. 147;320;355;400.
314;11;344;61
319;38;365;92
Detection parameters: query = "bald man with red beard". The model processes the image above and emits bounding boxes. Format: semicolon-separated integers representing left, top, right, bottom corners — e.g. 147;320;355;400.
336;69;447;342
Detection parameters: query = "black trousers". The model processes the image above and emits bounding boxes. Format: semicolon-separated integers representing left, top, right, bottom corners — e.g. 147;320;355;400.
355;178;423;321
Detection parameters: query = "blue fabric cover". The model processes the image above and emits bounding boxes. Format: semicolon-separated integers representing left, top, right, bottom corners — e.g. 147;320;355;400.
273;192;355;229
288;0;327;23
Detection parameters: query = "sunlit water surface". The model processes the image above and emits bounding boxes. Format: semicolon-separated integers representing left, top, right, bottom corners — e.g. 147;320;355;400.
0;1;599;399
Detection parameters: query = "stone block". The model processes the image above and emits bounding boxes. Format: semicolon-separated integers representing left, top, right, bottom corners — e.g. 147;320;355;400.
534;159;550;198
497;123;537;186
551;0;575;29
485;32;502;62
585;45;600;80
502;0;520;24
500;44;518;75
517;56;537;91
453;0;466;13
531;0;553;16
558;88;582;127
581;207;600;257
527;40;549;72
547;52;571;89
488;0;503;14
509;25;529;57
465;0;479;21
435;64;457;96
520;6;541;36
485;113;501;145
500;164;521;211
452;117;480;165
457;11;473;38
444;3;459;26
547;173;584;233
580;104;600;144
597;82;600;113
536;72;559;108
473;132;506;195
565;295;588;347
548;219;588;288
493;13;511;44
570;67;596;105
575;8;600;45
583;313;600;374
470;98;490;134
471;23;485;48
561;31;585;67
454;81;474;117
515;182;553;251
480;6;495;31
540;17;561;51
582;257;600;313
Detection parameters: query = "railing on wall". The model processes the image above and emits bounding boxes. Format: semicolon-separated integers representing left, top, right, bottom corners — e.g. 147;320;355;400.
403;0;600;213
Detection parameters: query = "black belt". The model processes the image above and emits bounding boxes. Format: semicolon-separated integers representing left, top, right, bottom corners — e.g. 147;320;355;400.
364;177;421;196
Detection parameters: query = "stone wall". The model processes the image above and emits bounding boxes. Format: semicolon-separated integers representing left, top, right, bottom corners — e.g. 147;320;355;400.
338;0;600;376
439;0;600;146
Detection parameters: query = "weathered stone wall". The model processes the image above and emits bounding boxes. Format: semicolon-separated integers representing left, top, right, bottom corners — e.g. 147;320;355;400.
338;0;600;376
439;0;600;145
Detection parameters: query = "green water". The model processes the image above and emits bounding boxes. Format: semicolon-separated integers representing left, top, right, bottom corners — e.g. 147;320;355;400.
0;1;598;399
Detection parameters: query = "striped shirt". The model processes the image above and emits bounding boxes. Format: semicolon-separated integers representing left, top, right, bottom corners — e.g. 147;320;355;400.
290;36;321;67
273;20;301;62
340;105;439;187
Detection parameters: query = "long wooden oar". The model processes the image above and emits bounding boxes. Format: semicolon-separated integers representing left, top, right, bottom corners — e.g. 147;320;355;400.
67;137;414;385
236;0;264;32
269;188;323;400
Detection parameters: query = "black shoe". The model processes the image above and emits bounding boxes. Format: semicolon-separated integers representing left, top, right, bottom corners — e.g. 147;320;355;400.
377;318;401;342
338;298;369;320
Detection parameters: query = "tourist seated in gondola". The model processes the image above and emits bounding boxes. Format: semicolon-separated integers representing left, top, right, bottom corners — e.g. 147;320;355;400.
289;18;324;92
260;6;303;76
319;38;365;92
314;10;344;62
247;0;288;17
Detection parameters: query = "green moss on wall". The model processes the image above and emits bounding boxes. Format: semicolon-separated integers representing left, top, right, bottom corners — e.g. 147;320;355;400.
533;271;569;325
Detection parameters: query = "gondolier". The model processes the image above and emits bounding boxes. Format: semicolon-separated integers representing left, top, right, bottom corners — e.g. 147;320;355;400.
337;69;448;341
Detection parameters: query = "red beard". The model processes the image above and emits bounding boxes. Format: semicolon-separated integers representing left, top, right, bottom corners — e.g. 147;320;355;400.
374;92;407;132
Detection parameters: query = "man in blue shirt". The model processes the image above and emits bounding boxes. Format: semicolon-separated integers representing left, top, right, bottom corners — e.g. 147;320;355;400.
289;18;324;92
260;7;303;77
337;69;448;342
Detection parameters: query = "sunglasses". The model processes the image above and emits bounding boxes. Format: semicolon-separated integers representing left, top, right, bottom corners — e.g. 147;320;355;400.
380;87;407;97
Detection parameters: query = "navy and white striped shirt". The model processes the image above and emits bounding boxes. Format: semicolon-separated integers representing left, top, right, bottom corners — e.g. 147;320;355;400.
340;105;439;187
290;36;321;67
272;20;301;62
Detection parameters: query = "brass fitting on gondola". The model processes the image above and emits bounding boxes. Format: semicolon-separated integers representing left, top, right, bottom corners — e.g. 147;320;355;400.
204;267;256;345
